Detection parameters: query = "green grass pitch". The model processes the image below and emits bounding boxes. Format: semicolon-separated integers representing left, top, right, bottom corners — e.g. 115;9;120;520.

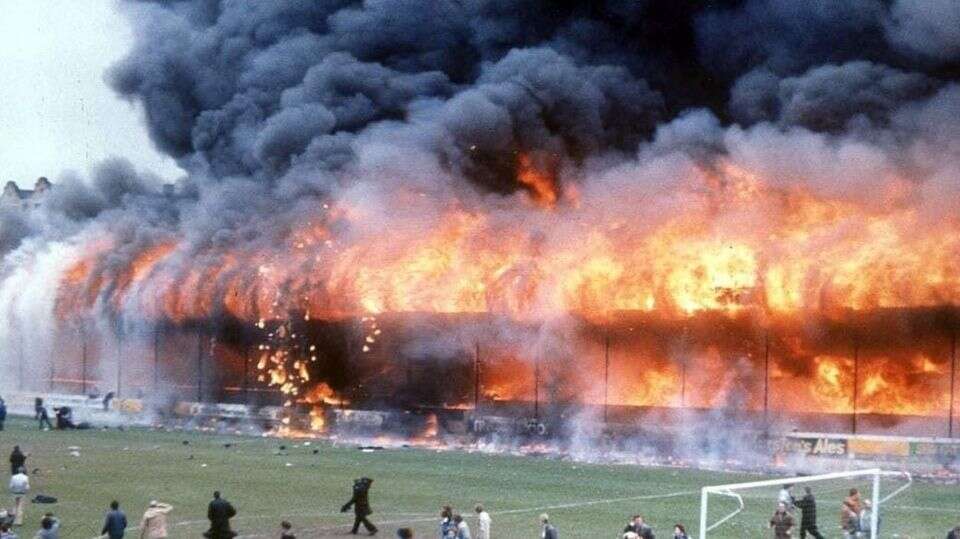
0;419;957;538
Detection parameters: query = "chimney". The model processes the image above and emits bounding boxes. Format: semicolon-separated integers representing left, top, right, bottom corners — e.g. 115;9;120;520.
2;181;21;199
34;177;51;193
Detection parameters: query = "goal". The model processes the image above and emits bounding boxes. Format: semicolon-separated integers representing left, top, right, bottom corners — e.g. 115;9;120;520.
698;468;912;539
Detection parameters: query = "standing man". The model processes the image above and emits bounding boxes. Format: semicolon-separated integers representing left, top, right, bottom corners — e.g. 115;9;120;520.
841;488;861;538
474;504;491;539
453;514;471;539
8;468;28;527
794;487;824;539
625;515;655;539
8;447;25;477
540;514;558;539
34;399;52;431
205;491;237;539
341;477;377;535
102;500;128;539
769;502;795;538
777;485;794;512
858;500;877;537
138;500;172;539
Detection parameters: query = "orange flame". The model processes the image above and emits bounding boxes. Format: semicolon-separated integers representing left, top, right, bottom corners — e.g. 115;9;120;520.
49;158;960;419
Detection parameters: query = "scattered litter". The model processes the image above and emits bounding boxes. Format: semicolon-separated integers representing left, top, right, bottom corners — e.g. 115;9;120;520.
285;462;292;467
69;451;80;457
201;463;208;468
182;441;189;445
67;446;81;451
303;442;311;446
357;446;384;452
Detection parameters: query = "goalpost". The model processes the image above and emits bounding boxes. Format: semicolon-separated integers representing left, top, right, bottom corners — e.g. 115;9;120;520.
698;468;912;539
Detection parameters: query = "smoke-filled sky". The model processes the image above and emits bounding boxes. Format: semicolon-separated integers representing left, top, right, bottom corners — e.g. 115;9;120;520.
0;0;182;185
3;0;960;342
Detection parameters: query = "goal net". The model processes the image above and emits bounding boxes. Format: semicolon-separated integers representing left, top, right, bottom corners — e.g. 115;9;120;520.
698;468;912;539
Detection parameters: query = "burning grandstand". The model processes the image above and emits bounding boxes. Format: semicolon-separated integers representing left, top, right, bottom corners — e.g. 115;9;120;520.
1;2;960;451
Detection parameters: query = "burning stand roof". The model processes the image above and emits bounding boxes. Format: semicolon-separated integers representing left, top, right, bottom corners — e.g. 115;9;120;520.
1;1;960;440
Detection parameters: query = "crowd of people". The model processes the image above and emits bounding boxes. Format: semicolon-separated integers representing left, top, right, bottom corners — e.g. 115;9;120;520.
1;399;959;538
771;484;883;538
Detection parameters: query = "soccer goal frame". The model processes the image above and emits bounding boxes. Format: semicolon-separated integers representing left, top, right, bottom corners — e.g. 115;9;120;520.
698;468;912;539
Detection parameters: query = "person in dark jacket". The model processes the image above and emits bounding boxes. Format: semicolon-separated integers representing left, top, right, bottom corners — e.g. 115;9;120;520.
624;515;654;539
672;524;689;539
8;447;25;477
341;477;377;535
34;399;52;431
794;487;823;539
204;491;237;539
280;520;295;539
0;398;7;431
102;500;127;539
947;525;960;539
540;514;558;539
37;513;59;539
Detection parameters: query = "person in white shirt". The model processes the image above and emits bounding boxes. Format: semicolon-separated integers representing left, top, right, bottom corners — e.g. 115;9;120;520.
453;514;471;539
474;504;490;539
777;484;794;511
8;468;29;526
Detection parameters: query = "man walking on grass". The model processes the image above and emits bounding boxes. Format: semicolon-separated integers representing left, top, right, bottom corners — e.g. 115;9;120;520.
341;477;377;536
102;500;127;539
8;468;28;527
794;487;824;539
474;504;491;539
770;502;795;538
205;491;237;539
138;500;172;539
8;448;24;478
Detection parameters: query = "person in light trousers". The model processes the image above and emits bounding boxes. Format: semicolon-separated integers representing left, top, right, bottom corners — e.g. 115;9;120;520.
8;468;28;527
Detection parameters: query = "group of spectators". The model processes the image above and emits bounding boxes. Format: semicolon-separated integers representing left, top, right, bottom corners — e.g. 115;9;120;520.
621;515;689;538
771;484;880;538
436;504;492;539
3;400;960;538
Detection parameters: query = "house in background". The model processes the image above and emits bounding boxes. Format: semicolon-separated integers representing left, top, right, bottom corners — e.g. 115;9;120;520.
2;177;52;209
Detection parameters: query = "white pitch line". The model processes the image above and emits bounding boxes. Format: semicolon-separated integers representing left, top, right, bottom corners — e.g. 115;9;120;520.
231;489;700;538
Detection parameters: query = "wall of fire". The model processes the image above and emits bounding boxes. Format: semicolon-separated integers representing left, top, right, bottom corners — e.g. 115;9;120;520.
41;308;960;437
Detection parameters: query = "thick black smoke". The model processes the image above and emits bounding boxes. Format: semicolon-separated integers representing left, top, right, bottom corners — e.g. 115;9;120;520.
102;1;960;190
3;1;960;402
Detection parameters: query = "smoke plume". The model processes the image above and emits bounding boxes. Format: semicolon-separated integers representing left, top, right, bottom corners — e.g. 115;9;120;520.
1;1;959;438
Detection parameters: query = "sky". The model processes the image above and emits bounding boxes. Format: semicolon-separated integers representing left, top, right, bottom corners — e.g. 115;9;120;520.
0;0;182;187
